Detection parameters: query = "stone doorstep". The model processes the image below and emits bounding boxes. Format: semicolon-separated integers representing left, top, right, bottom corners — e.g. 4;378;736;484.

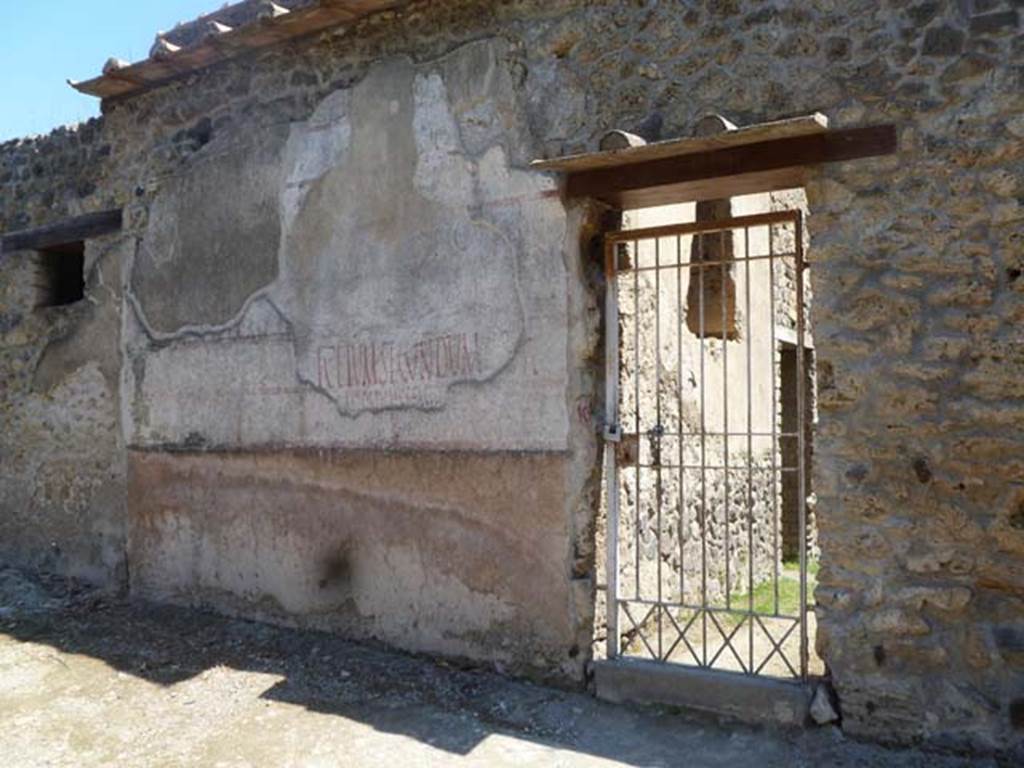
593;658;813;727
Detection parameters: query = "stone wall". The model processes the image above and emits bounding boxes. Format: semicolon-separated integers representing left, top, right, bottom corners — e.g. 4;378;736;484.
1;0;1022;756
0;120;113;232
0;122;128;587
0;235;128;585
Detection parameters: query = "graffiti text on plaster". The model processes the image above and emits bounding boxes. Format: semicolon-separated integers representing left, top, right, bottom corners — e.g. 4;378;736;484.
315;332;482;393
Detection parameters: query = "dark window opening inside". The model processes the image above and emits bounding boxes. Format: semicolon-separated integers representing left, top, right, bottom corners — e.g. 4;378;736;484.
35;242;85;308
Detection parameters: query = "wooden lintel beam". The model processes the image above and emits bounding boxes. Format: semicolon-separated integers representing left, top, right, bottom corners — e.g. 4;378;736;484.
609;168;811;210
1;209;123;255
565;124;898;206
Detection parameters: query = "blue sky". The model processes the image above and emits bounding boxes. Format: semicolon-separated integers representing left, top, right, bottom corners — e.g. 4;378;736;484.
0;1;218;141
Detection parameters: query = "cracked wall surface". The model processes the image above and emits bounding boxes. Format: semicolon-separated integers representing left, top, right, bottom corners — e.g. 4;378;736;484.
124;40;571;451
131;126;286;335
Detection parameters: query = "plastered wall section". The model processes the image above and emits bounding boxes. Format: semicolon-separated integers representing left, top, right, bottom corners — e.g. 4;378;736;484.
122;43;572;453
119;40;602;681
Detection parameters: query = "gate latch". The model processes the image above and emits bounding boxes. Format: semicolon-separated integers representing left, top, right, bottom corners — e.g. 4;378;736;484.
603;422;622;442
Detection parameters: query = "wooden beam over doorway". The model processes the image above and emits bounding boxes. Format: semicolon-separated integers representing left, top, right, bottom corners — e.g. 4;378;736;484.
534;120;898;208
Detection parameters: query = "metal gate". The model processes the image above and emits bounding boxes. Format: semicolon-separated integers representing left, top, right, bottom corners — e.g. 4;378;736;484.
603;209;815;680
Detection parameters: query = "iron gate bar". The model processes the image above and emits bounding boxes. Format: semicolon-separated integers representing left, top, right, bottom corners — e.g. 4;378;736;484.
676;231;686;606
618;597;800;619
698;233;708;665
769;225;781;616
616;246;802;272
746;226;755;671
623;602;658;659
655;235;663;661
664;605;702;664
796;214;809;679
721;229;731;613
603;210;801;247
634;238;641;603
604;227;621;660
604;207;811;681
624;252;799;273
633;465;801;471
708;611;748;672
648;431;801;437
754;615;800;677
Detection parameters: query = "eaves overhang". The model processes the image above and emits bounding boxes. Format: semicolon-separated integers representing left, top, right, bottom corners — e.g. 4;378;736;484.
69;0;406;101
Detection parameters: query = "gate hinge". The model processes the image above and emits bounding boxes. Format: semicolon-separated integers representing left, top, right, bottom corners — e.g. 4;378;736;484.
603;422;622;442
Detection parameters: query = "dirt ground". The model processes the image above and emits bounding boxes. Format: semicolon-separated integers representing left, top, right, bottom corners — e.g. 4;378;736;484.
0;567;998;768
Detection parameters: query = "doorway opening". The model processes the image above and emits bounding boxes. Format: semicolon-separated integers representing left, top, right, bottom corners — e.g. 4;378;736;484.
598;189;820;680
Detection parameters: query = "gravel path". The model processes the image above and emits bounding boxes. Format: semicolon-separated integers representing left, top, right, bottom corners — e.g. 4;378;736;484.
0;567;999;767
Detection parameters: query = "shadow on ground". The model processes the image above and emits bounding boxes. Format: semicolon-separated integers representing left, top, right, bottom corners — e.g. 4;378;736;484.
0;566;1001;767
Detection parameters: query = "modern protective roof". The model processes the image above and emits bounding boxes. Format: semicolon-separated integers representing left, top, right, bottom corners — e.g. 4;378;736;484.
70;0;405;100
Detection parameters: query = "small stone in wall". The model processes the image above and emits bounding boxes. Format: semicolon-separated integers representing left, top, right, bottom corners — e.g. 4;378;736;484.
906;2;940;27
810;684;840;725
921;25;965;57
911;457;932;484
969;10;1020;35
1009;698;1024;731
867;608;931;637
965;628;993;670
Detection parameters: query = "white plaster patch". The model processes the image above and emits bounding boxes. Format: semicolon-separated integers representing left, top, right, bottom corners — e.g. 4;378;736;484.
273;55;526;417
281;89;352;225
411;72;475;209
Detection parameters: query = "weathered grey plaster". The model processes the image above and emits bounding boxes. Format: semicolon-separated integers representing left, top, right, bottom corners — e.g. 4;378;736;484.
277;57;526;414
131;125;287;334
124;39;573;452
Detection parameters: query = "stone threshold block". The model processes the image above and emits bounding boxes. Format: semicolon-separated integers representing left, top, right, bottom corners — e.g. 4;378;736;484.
594;658;813;727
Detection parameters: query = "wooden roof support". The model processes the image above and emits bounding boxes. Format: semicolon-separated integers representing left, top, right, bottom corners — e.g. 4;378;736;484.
70;1;404;100
544;123;897;208
0;209;123;256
